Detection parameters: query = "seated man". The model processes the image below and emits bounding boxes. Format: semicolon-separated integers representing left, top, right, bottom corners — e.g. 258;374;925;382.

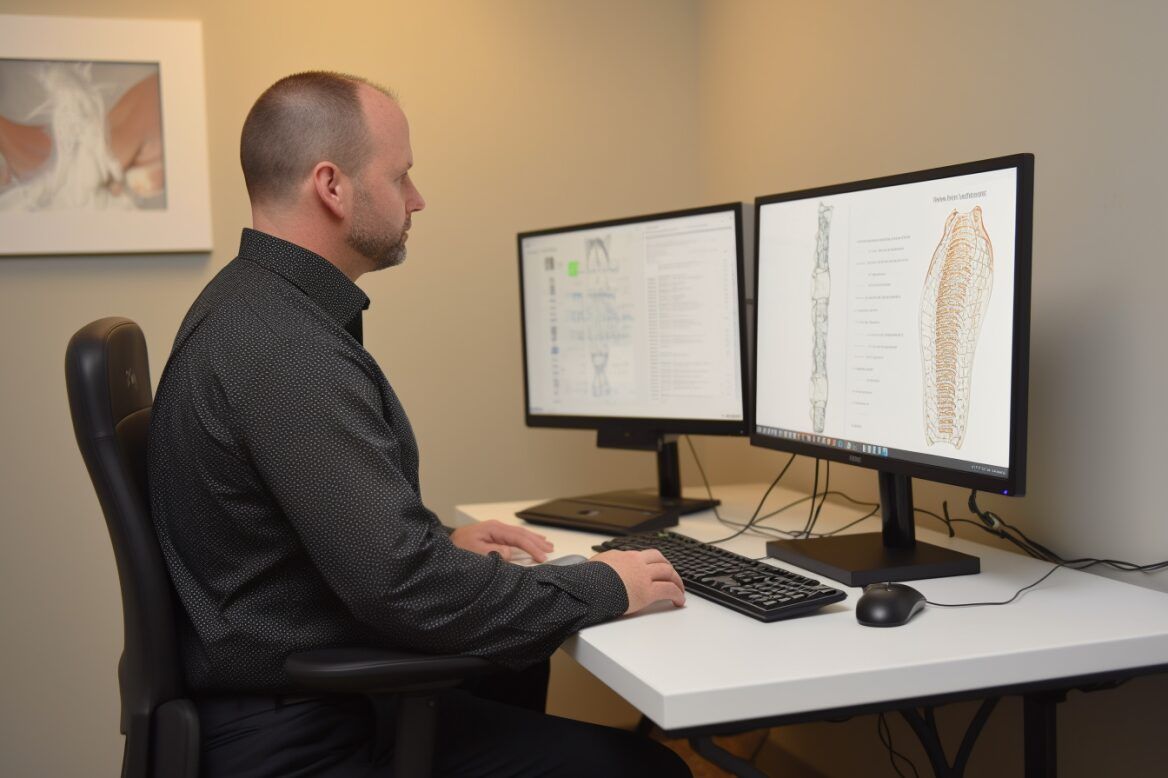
147;71;690;777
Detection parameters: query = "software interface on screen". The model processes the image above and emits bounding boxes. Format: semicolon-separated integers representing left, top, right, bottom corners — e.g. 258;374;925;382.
521;208;743;424
754;166;1019;480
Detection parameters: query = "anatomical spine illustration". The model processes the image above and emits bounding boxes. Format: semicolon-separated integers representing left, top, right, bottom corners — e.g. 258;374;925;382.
919;207;993;448
809;203;833;432
585;236;617;396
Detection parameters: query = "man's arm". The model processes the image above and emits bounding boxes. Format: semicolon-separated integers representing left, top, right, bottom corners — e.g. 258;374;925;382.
229;326;660;668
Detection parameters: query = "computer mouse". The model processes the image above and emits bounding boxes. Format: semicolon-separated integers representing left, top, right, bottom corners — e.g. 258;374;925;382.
541;554;589;567
855;583;926;627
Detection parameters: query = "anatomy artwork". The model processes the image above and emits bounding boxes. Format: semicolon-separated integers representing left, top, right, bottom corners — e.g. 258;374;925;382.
0;15;211;255
0;60;165;212
919;206;993;448
809;203;832;433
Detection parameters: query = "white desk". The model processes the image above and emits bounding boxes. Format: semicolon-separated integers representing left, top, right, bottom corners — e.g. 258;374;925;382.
457;484;1168;776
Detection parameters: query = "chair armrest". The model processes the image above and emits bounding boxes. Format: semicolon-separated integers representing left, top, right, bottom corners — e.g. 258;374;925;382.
285;647;499;694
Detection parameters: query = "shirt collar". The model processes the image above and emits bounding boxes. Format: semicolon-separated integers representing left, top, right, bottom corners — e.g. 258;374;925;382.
238;228;370;331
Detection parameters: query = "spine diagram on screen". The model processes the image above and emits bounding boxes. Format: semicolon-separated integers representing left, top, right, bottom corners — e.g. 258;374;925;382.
809;203;833;433
919;206;993;448
585;236;618;396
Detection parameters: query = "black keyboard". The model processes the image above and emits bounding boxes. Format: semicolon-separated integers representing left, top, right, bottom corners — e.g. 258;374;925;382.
594;531;847;622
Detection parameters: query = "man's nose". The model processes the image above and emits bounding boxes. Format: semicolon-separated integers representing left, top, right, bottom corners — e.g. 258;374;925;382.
408;181;425;213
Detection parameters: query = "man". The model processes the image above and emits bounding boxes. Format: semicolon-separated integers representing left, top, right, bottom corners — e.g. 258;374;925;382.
148;71;690;777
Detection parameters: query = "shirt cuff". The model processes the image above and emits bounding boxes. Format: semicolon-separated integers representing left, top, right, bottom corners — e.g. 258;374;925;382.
541;560;629;621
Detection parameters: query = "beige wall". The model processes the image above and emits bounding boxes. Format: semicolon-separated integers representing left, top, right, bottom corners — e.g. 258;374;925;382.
2;0;1166;775
697;1;1168;775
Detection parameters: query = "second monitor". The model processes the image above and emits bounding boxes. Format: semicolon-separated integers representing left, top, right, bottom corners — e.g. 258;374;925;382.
752;154;1034;584
517;203;748;529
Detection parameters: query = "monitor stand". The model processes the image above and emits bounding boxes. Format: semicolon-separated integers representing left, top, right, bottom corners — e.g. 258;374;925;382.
514;431;717;535
588;430;719;516
765;472;979;587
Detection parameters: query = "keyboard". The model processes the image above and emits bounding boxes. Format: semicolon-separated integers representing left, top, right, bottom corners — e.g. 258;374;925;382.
593;531;847;622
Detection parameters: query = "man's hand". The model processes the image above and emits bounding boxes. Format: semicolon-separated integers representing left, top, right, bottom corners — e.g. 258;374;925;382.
591;549;686;614
450;519;554;563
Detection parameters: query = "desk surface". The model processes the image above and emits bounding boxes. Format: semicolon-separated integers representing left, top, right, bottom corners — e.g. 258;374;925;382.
456;484;1168;731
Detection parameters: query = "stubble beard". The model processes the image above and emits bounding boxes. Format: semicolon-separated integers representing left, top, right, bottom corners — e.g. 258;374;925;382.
346;187;408;272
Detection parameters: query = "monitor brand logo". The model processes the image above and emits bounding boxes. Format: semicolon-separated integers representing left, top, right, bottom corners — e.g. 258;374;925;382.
848;454;861;464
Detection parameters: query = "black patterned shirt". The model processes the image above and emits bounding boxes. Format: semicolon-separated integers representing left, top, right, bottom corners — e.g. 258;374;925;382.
148;229;627;693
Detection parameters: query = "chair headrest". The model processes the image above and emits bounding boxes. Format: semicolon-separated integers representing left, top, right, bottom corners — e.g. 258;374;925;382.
66;317;152;441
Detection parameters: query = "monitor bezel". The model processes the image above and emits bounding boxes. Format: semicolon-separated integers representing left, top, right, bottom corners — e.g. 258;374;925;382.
517;202;750;437
750;154;1034;495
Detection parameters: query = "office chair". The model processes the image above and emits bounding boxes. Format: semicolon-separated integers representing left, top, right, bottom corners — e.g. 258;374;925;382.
66;317;496;778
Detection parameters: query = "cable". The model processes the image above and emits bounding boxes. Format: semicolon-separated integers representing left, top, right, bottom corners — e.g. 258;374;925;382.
737;491;880;540
707;456;795;544
761;489;879;520
756;493;879;539
683;435;719;515
964;490;1168;573
877;712;919;778
799;459;821;538
913;503;956;538
814;502;881;537
687;435;1167;576
682;437;888;543
683;435;744;534
684;435;798;545
685;444;1165;609
806;460;831;536
796;459;834;539
916;490;1167;607
925;564;1064;608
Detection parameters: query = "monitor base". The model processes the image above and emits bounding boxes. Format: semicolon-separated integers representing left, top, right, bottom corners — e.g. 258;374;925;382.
515;489;717;536
765;533;980;587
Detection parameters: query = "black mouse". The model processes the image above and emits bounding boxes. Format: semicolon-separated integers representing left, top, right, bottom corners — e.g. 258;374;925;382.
856;583;926;627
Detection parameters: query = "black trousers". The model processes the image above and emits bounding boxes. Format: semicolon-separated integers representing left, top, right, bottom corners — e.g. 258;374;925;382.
195;661;691;777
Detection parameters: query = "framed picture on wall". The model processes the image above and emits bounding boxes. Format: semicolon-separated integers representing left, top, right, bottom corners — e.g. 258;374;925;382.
0;15;212;255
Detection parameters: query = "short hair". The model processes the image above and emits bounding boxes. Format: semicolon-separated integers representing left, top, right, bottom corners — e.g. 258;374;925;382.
240;71;396;204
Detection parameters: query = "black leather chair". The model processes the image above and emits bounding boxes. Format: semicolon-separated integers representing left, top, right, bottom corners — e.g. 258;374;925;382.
66;317;496;778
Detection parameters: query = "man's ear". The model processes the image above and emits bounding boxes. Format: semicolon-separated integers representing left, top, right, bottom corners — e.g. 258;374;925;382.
311;161;347;220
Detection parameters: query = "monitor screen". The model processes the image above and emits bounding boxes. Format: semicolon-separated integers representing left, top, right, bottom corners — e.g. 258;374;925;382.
752;155;1032;494
518;204;747;434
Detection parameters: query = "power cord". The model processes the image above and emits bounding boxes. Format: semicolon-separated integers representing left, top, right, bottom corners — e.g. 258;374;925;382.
761;489;879;526
684;441;1167;588
762;491;880;538
798;460;833;538
877;712;919;778
684;435;798;544
685;438;878;543
917;490;1167;606
924;564;1064;608
963;490;1168;573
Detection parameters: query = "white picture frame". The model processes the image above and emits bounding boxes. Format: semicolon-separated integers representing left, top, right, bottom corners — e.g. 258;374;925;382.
0;15;211;255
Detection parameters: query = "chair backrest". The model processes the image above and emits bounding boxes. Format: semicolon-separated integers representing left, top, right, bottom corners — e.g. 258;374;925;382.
65;317;190;777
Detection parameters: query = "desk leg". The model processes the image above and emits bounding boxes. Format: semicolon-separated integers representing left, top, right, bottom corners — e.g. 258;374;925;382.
899;698;997;778
689;736;769;778
1023;691;1063;777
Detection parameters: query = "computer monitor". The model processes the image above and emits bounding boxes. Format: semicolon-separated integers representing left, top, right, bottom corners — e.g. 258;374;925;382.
752;154;1033;585
518;203;748;518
